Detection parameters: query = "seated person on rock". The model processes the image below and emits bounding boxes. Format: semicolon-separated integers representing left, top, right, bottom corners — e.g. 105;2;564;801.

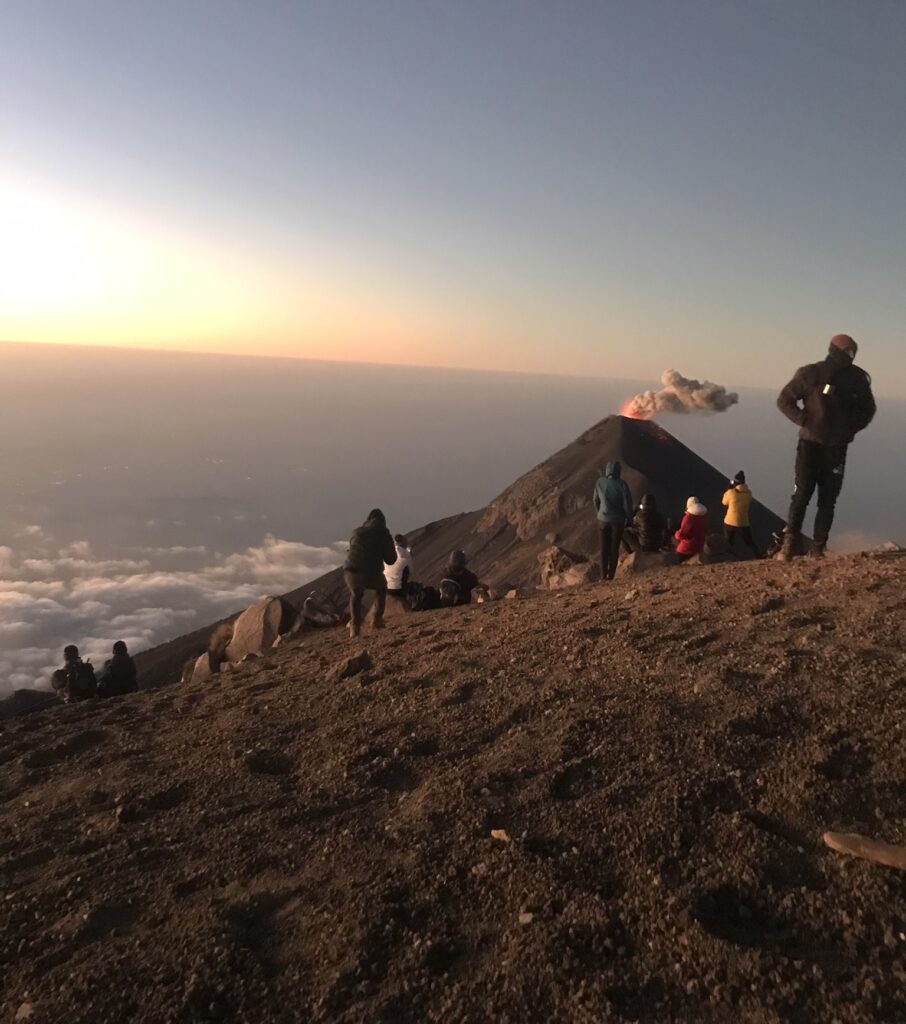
674;497;709;562
98;640;138;697
343;508;397;638
439;550;485;607
51;644;98;703
384;533;414;602
621;494;669;554
301;591;341;627
721;471;763;558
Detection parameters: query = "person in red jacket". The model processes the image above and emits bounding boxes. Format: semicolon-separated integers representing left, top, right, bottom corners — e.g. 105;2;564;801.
674;497;708;562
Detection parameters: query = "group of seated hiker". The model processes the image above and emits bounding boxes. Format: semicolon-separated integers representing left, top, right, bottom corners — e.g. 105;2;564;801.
51;641;138;703
342;468;767;638
594;462;765;579
342;508;488;637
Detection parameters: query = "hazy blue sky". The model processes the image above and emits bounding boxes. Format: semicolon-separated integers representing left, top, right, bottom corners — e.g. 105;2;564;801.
2;1;905;390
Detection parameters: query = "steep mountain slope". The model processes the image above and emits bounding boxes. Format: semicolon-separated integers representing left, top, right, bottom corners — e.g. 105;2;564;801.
2;554;904;1023
134;415;785;689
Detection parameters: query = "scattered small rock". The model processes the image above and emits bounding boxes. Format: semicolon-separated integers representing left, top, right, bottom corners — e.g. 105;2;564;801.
490;829;511;843
333;652;374;680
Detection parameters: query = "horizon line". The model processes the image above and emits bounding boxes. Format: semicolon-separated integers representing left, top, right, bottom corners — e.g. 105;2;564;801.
0;338;783;394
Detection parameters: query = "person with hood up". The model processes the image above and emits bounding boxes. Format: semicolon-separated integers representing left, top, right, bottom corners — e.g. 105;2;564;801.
721;471;763;558
674;497;708;562
384;533;414;600
621;494;669;554
593;461;634;579
776;334;875;559
343;508;397;638
98;640;137;697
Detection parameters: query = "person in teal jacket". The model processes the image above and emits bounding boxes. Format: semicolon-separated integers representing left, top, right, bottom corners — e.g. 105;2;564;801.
593;461;634;580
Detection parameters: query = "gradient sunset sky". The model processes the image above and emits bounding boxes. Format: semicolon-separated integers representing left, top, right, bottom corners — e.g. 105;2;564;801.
3;1;904;391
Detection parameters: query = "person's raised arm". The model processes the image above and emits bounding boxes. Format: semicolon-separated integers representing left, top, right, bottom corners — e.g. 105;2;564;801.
383;532;398;566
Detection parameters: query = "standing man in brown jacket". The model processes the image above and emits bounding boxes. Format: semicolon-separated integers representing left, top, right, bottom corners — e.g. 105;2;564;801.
776;334;876;559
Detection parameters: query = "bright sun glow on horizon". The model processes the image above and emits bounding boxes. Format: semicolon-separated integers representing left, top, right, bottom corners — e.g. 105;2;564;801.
1;173;536;371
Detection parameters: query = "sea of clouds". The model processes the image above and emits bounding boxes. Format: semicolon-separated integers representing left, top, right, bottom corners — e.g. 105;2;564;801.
0;527;344;693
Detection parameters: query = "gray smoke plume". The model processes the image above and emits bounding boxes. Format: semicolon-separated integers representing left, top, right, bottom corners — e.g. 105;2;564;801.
621;369;739;419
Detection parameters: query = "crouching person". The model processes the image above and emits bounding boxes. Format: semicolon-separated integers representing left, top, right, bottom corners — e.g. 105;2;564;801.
439;550;484;606
622;494;669;553
51;645;98;703
343;508;397;638
98;640;138;697
674;497;708;562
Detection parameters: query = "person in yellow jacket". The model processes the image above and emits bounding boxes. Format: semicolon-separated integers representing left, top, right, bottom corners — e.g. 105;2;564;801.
722;471;763;558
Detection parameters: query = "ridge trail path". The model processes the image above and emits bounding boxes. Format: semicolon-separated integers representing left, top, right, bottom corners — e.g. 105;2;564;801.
1;555;904;1023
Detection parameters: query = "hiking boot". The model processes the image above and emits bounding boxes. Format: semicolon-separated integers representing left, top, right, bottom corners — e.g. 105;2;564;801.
371;618;386;630
808;542;826;559
776;531;798;562
347;621;361;639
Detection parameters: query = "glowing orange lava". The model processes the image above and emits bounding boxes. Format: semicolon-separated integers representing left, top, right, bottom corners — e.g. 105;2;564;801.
619;399;647;419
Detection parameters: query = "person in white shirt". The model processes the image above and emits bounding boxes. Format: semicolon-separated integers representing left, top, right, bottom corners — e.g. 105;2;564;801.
384;534;413;599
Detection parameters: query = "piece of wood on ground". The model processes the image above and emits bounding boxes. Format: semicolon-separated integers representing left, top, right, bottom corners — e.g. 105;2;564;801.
822;831;906;871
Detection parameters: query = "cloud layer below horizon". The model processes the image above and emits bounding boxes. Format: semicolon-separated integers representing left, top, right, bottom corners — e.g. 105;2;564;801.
0;531;345;693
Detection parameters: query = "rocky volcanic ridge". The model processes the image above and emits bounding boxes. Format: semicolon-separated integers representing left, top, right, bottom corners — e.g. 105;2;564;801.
2;553;905;1024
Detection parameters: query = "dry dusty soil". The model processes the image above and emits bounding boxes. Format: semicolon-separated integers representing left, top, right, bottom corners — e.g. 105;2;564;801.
1;554;905;1023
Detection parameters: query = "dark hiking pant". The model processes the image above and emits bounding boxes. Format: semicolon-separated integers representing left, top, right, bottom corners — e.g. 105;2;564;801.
599;522;624;579
621;529;661;555
724;524;761;557
344;571;387;629
621;528;640;554
786;440;847;545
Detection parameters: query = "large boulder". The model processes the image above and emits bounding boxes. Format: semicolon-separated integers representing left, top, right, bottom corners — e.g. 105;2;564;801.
189;651;218;684
538;545;600;590
615;550;679;577
225;596;298;663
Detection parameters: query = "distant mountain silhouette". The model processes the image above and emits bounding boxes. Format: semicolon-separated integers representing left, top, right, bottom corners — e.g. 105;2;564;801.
133;415;784;688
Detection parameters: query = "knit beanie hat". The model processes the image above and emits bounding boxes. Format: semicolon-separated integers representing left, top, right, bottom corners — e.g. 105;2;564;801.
732;471;746;485
830;334;857;357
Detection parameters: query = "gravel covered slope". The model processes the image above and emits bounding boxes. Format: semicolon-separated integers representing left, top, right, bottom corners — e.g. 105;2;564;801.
2;554;905;1023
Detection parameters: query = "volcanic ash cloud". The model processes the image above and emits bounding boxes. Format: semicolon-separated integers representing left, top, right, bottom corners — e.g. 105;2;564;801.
621;369;739;420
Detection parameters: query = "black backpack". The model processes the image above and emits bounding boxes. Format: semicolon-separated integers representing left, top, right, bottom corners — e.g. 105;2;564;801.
438;578;461;608
66;661;97;701
405;582;438;612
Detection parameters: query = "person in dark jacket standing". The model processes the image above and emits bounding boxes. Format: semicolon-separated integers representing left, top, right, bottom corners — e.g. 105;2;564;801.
593;461;634;579
776;334;876;559
344;508;397;637
98;640;138;697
